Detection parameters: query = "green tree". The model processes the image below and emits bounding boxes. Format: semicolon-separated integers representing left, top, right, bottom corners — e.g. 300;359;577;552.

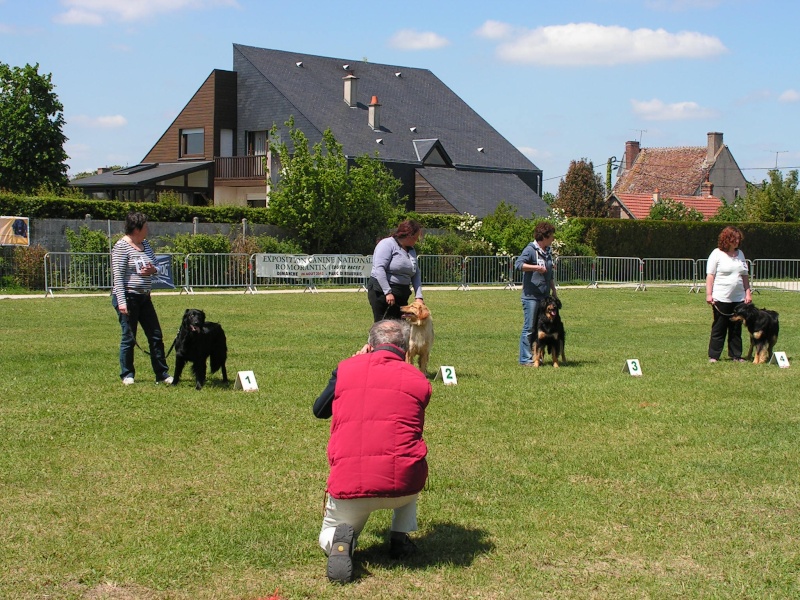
554;159;608;217
710;196;747;222
0;62;69;193
744;169;800;222
266;118;404;254
647;198;704;221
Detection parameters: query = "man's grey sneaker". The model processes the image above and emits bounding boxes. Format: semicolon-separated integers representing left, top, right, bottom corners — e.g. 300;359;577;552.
327;523;354;583
122;377;135;385
389;532;417;559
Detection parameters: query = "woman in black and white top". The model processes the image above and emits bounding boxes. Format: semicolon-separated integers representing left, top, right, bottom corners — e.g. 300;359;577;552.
111;212;171;385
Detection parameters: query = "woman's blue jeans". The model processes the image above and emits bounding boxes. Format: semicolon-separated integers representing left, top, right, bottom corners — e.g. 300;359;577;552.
519;297;541;364
112;293;169;381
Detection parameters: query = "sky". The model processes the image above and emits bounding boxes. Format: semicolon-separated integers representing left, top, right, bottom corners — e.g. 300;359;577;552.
2;0;799;195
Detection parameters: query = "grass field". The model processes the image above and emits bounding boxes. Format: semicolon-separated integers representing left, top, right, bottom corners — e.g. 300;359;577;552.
1;287;799;600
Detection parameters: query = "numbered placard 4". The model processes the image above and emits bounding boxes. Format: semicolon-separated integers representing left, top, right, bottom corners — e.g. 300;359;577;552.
234;370;259;391
769;351;790;368
438;366;458;385
622;359;642;376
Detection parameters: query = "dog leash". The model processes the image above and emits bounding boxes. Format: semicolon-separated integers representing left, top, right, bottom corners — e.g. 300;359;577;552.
127;316;178;357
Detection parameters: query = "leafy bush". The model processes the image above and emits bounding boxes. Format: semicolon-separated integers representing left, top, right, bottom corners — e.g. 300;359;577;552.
12;244;48;290
159;233;231;254
65;224;109;253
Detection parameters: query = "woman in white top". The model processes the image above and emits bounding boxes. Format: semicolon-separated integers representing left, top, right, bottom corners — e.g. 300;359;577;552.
111;212;172;385
706;226;752;362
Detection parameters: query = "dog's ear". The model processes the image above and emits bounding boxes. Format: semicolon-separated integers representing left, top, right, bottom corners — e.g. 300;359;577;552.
555;297;562;310
418;305;430;320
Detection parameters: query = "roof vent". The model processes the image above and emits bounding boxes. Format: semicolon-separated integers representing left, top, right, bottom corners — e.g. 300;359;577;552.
410;126;417;133
395;72;402;77
342;64;350;70
477;147;485;153
376;138;384;144
295;61;303;68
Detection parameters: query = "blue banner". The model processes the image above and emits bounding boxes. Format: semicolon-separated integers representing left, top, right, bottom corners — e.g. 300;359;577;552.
152;254;175;289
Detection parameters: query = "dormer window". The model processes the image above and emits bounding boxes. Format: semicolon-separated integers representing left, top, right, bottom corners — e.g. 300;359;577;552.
180;128;204;157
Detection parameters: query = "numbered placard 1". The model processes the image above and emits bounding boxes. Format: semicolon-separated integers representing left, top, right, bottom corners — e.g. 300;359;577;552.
622;359;642;376
437;366;458;385
769;351;790;368
234;370;259;391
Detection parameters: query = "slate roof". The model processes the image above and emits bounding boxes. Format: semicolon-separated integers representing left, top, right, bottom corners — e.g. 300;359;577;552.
70;161;213;187
417;167;548;217
233;44;539;175
613;146;710;196
611;192;723;220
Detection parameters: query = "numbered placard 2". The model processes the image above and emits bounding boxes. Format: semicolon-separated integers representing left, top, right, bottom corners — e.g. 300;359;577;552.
234;370;259;391
437;366;458;385
622;359;642;376
769;351;790;368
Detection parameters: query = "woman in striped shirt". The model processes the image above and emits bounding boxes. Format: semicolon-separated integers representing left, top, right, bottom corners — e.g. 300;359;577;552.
111;212;172;385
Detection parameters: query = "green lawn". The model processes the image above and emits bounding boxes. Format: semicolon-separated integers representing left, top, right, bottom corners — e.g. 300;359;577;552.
1;288;799;599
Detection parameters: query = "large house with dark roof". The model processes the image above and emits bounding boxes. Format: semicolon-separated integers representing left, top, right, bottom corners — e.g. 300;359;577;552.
71;44;547;218
608;132;748;219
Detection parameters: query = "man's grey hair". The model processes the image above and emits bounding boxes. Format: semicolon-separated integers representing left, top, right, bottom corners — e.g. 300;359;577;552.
369;319;411;352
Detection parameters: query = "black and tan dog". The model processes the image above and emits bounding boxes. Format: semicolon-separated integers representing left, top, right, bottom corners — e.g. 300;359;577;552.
531;296;566;368
172;309;228;389
730;303;779;364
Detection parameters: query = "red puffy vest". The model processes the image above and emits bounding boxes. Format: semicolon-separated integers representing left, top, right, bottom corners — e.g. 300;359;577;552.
327;348;432;499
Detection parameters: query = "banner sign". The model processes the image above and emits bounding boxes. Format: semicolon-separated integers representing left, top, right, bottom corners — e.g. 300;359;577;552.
0;216;30;246
255;254;372;279
151;254;176;289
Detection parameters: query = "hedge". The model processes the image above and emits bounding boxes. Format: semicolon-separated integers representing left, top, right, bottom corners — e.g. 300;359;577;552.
577;218;800;260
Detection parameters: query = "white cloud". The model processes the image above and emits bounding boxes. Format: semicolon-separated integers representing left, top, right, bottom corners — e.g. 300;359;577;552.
518;146;552;160
477;21;727;66
54;0;239;25
475;20;515;40
778;89;800;103
631;98;718;121
389;29;450;51
70;114;128;128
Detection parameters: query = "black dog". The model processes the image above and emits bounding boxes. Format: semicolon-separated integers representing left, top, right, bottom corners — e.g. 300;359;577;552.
531;296;566;368
172;309;228;389
730;303;779;364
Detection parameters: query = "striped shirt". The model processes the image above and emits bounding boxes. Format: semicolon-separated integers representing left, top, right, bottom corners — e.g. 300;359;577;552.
111;238;156;307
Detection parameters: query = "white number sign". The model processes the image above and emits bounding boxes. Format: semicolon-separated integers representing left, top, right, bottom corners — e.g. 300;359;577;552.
623;359;642;376
438;366;458;385
234;370;259;391
769;352;790;368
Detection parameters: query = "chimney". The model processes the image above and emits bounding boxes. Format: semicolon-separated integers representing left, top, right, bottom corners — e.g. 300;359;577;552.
652;188;660;203
368;95;381;131
625;140;640;170
343;73;359;108
97;167;112;174
701;174;714;198
707;132;723;163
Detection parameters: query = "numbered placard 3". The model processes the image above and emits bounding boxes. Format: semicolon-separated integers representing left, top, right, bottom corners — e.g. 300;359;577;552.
234;370;259;391
622;359;642;376
438;366;458;385
769;351;790;368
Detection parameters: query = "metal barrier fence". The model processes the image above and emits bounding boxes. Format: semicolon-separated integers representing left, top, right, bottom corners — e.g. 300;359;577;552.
641;258;696;291
183;253;253;293
592;257;644;289
44;252;112;296
751;259;800;292
10;253;800;296
554;256;595;287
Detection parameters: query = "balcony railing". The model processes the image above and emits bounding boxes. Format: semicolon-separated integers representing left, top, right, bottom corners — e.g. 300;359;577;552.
215;155;266;179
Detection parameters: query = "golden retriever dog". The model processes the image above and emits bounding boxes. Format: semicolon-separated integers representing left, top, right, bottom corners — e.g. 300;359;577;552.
400;300;433;374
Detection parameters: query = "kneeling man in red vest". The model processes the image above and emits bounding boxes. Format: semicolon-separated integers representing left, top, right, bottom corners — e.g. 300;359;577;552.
313;319;432;584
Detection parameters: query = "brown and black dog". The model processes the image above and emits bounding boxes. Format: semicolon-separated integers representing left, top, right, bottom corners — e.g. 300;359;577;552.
400;300;433;375
531;296;566;368
730;303;779;364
